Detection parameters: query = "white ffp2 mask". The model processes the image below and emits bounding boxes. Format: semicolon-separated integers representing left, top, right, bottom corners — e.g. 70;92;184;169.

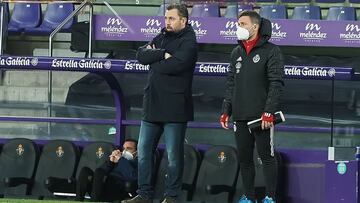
236;25;250;41
122;150;135;160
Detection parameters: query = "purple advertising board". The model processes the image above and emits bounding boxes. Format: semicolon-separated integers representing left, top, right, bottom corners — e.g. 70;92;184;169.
0;56;353;80
94;15;360;47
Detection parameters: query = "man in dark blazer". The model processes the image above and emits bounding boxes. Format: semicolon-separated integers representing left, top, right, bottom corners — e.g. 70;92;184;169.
122;3;197;203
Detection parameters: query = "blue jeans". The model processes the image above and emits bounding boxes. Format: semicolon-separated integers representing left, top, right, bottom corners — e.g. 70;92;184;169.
137;121;187;199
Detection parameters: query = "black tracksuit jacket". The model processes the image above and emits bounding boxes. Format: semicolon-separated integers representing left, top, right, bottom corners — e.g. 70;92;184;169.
222;18;284;121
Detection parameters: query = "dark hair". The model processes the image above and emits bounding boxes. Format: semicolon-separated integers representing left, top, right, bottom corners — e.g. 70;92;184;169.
166;4;189;22
124;138;138;149
239;10;261;25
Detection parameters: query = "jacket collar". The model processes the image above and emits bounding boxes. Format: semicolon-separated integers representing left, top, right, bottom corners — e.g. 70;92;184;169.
238;17;272;49
161;24;192;38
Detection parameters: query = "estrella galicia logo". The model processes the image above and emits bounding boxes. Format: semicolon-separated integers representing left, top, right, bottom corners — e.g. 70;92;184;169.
31;57;38;66
299;23;327;42
104;60;112;69
189;19;207;38
339;24;360;43
141;18;162;37
219;21;237;39
328;68;336;77
271;22;287;41
284;66;336;78
101;17;128;37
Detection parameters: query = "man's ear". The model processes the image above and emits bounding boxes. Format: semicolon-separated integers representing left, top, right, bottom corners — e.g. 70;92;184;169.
181;17;187;25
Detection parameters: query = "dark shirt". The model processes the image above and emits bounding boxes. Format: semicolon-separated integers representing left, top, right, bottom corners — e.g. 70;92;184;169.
101;157;138;182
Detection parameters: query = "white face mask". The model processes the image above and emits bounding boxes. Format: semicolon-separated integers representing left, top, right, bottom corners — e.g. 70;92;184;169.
236;25;250;41
122;150;136;160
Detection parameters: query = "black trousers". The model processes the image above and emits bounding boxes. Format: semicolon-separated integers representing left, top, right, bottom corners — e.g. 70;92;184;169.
75;167;127;202
234;121;278;200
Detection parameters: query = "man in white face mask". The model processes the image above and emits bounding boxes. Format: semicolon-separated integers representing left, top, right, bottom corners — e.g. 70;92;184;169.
220;11;284;203
76;139;138;202
236;18;258;42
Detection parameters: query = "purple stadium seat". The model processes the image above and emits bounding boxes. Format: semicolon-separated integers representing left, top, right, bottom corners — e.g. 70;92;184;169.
292;6;321;20
157;4;167;16
315;0;345;3
224;5;238;18
24;3;75;35
8;3;41;34
259;5;288;19
238;4;254;14
190;3;220;17
326;6;356;21
282;0;311;3
224;4;253;18
190;4;204;17
349;0;360;3
256;0;277;3
203;3;220;17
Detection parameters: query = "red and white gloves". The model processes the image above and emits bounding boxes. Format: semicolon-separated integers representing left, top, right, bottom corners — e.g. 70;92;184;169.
261;112;274;130
219;113;230;129
220;112;274;130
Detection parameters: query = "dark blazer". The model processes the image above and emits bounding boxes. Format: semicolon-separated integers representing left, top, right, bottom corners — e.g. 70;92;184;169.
136;25;198;122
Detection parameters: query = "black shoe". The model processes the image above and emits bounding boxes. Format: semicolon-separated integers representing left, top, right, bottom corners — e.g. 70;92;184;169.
161;197;176;203
121;195;153;203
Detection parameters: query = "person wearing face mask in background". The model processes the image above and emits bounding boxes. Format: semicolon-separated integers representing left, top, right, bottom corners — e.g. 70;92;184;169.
220;11;284;203
75;139;138;202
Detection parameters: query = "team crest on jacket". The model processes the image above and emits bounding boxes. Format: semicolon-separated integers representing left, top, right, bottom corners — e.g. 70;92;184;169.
235;62;241;73
253;54;260;63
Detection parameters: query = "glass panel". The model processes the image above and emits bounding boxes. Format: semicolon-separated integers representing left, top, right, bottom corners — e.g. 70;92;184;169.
279;79;332;149
93;0;170;16
185;128;236;146
125;125;141;140
57;72;116;119
193;76;226;122
117;73;148;120
333;80;360;149
0;122;115;142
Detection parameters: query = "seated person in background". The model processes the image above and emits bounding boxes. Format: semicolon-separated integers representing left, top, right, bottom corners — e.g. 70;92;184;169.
76;139;138;202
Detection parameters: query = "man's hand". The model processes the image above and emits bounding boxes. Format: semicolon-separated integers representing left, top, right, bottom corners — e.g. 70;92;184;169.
220;113;230;129
109;149;121;163
261;112;274;130
164;52;172;59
